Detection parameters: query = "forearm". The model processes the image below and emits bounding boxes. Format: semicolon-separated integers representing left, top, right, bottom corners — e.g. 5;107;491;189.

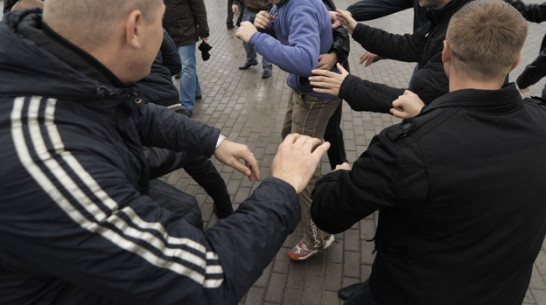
135;103;220;157
207;177;300;303
347;0;412;21
340;74;403;113
352;23;424;62
251;32;318;76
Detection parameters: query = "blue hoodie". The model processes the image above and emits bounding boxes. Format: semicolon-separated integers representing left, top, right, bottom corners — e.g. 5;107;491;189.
249;0;336;98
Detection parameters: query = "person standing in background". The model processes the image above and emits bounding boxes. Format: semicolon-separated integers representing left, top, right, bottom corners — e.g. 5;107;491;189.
163;0;209;118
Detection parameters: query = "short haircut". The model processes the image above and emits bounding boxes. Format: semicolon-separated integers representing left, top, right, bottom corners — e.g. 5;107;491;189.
43;0;159;45
446;0;527;80
11;0;44;11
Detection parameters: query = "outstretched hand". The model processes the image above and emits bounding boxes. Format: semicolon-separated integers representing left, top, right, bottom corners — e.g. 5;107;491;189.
360;51;382;66
390;90;425;119
271;134;330;193
214;139;261;181
309;63;350;97
335;9;357;34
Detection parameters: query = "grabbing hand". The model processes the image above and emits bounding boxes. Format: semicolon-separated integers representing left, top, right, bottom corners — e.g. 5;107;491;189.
335;9;357;34
316;52;338;70
309;62;350;97
329;11;342;28
236;21;258;43
214;139;261;181
254;10;272;30
390;90;425;119
334;162;351;171
271;134;330;193
359;51;382;67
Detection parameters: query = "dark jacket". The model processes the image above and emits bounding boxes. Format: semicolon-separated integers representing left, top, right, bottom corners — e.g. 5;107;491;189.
232;0;271;13
323;0;351;69
311;84;546;305
135;29;181;107
506;0;546;90
0;10;300;305
340;0;472;113
163;0;209;47
347;0;428;31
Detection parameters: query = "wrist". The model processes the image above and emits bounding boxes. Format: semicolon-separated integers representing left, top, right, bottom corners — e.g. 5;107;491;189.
215;134;227;149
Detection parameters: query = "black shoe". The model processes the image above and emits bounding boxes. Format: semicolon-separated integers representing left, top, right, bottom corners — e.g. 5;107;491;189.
239;62;258;70
227;23;234;30
177;108;193;118
338;283;362;300
213;203;234;219
262;70;272;79
195;95;202;100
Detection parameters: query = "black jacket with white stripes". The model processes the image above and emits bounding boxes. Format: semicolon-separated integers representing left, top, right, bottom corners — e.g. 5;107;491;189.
0;9;300;305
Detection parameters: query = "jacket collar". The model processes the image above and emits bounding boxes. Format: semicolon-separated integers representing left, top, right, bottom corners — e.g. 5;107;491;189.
426;0;470;25
421;83;523;115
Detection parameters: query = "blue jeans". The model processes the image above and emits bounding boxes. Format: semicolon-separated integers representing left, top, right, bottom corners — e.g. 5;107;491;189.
241;10;272;71
178;44;202;111
344;280;377;305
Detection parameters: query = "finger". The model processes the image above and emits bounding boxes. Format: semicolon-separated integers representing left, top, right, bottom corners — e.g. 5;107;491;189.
312;87;334;95
309;80;334;90
283;133;300;144
303;136;322;148
244;154;261;181
390;108;408;119
310;141;330;158
336;62;348;74
403;90;416;96
311;69;332;77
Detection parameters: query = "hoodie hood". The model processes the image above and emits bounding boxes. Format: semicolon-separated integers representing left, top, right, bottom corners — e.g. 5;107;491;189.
0;9;127;100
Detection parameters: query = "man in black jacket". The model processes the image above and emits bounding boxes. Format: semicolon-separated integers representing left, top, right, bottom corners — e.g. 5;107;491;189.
0;0;330;304
310;0;472;113
311;1;546;304
506;0;546;98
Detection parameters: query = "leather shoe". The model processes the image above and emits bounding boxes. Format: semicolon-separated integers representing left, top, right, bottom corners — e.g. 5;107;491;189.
176;108;193;118
239;62;258;70
262;70;272;79
338;283;362;300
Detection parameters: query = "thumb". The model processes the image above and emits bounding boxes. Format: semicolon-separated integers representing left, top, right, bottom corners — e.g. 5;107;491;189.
311;142;331;159
337;62;348;75
403;90;417;96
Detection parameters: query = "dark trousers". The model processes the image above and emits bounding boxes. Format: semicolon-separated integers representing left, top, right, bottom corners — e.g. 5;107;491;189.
227;0;245;26
344;280;377;305
145;147;232;215
149;179;203;229
323;102;347;169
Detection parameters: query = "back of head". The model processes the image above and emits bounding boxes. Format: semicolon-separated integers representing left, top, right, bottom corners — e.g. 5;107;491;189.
446;0;527;81
11;0;44;11
43;0;156;47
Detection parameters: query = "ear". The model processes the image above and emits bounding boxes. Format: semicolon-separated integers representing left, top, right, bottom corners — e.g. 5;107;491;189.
442;40;451;77
509;51;522;72
124;10;144;48
442;40;451;64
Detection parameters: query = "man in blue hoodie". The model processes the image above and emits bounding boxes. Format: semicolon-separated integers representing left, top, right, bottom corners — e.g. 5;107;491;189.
236;0;341;260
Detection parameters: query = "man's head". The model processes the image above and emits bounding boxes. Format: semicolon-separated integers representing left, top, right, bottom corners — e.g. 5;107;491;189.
443;0;527;83
43;0;166;83
11;0;44;11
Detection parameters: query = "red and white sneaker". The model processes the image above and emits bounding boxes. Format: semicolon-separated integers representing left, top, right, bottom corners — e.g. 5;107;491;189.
287;235;335;261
